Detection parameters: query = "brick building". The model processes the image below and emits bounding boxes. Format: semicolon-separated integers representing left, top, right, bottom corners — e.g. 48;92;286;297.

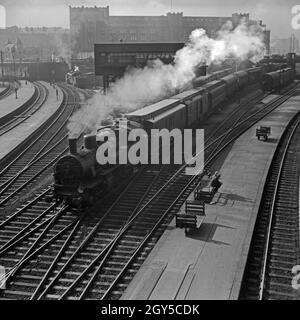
70;6;270;58
271;36;300;55
0;27;69;63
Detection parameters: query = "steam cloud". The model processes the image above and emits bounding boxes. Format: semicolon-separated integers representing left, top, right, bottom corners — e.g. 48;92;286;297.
53;33;71;67
67;21;266;137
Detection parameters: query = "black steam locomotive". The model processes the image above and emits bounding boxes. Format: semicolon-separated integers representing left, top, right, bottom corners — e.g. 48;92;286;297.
50;122;138;208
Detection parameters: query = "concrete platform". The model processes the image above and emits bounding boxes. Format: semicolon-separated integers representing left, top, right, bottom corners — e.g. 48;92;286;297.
0;81;63;161
122;89;300;300
0;81;35;119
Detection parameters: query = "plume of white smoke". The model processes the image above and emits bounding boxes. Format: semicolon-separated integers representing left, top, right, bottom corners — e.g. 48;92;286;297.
67;21;266;137
52;33;71;67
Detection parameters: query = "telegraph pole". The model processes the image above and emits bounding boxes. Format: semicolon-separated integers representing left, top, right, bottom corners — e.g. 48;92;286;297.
11;46;16;81
290;34;295;53
12;53;16;80
0;50;4;83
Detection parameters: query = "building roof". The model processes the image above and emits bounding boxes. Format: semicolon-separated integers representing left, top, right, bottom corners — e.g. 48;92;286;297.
95;42;184;53
201;80;225;90
220;74;237;84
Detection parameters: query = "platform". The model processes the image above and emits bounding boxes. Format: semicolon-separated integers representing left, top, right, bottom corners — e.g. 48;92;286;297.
122;90;300;300
0;81;35;120
0;86;8;95
0;82;63;162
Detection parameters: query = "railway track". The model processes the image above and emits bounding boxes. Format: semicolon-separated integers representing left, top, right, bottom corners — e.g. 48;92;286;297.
0;84;80;210
84;83;299;300
0;83;298;300
0;166;164;299
205;90;267;145
0;82;48;136
240;113;300;300
0;83;13;100
205;83;299;158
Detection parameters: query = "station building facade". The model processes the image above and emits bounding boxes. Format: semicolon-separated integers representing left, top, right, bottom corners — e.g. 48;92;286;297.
70;6;270;59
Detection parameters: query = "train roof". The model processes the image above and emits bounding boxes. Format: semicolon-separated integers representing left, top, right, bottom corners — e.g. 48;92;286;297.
171;88;204;100
234;70;248;76
220;74;238;83
201;80;225;90
262;71;280;79
263;68;293;78
194;74;211;82
126;99;179;119
212;68;232;75
146;103;186;123
193;68;232;84
247;66;263;72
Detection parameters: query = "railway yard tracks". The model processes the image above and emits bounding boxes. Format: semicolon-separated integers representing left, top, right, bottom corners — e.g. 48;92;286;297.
0;83;298;299
0;82;48;136
240;113;300;300
0;84;80;210
0;83;13;100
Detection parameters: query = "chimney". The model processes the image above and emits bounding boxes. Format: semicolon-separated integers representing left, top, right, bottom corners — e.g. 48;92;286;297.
84;134;97;150
68;137;77;155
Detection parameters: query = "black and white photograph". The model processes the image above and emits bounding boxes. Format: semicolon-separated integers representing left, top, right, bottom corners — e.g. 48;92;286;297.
0;0;299;309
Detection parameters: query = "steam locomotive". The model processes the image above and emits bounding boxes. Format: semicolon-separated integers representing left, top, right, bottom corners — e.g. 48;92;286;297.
51;122;141;208
50;64;295;208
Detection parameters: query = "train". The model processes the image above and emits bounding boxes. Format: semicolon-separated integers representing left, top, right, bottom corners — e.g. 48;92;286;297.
49;64;295;208
261;68;295;92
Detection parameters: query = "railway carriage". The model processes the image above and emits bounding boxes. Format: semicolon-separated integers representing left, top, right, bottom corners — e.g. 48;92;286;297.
234;70;249;89
261;68;294;92
126;99;181;131
247;66;264;84
261;71;281;91
144;103;187;130
201;80;226;109
171;88;209;126
220;74;239;97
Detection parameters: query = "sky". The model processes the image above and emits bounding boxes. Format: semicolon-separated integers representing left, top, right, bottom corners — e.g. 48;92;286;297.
0;0;298;39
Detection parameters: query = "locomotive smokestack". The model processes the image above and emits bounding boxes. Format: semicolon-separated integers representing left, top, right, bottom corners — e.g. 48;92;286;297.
195;64;208;77
68;137;77;155
84;134;97;150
